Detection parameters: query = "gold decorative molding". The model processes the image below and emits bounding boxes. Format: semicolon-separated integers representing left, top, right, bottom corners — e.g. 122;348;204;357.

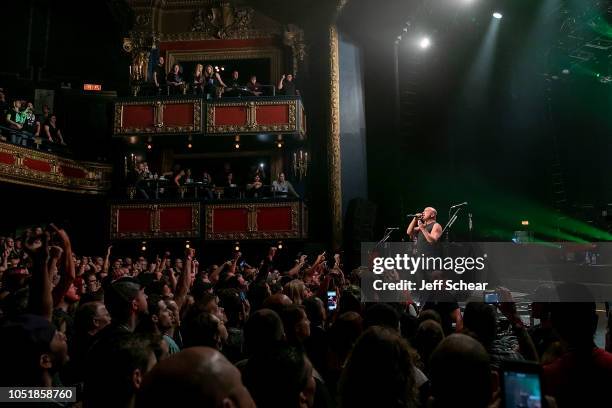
328;24;342;249
205;201;305;240
282;24;307;77
0;142;112;194
206;99;298;134
110;201;201;240
114;98;202;134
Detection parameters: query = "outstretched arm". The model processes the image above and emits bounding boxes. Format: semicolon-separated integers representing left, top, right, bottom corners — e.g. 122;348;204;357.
50;225;75;306
174;248;195;311
25;230;53;321
102;245;112;275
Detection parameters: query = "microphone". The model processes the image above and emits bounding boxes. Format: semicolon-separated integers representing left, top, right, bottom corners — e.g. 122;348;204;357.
386;227;400;230
406;214;421;218
449;202;468;209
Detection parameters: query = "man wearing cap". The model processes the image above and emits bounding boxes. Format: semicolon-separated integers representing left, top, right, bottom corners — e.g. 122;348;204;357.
100;276;148;336
84;277;149;407
0;314;69;387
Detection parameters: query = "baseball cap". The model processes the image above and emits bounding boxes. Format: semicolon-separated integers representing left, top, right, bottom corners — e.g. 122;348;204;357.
105;277;143;315
0;314;56;353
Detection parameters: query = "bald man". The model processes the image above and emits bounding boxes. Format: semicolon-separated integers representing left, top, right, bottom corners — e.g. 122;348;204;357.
137;347;255;408
407;206;443;249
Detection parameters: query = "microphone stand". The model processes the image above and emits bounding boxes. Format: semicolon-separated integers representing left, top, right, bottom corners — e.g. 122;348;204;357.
442;207;463;242
375;227;398;249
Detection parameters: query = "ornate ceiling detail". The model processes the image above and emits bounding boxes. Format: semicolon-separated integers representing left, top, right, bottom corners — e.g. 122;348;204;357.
191;3;255;39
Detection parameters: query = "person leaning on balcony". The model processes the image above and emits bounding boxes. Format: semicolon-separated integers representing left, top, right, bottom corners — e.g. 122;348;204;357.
278;73;299;96
203;65;227;99
246;174;264;198
23;102;40;138
193;64;205;95
167;64;185;95
247;75;263;96
272;172;299;198
44;114;66;145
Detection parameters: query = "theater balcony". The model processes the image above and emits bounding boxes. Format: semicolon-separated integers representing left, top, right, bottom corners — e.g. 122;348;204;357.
109;198;307;241
112;95;306;138
0;141;112;194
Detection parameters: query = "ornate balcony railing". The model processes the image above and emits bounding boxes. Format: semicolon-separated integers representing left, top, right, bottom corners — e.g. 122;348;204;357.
113;95;306;137
109;198;307;241
0;142;112;194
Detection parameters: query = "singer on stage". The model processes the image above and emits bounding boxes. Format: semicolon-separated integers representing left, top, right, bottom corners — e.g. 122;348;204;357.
406;207;443;256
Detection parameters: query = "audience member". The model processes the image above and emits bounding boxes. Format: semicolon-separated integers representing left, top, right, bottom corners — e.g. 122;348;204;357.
167;64;185;95
152;56;167;94
429;334;495;408
244;344;316;408
44;114;66;145
278;73;299;96
272;172;299;197
137;347;255;408
543;283;612;407
339;326;418;408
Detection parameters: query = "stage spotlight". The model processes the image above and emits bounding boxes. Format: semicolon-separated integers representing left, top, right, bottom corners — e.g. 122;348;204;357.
419;37;431;49
234;241;240;252
492;12;503;19
277;142;283;148
234;142;240;149
521;220;529;226
188;143;193;149
277;241;283;250
259;163;265;168
185;241;190;249
147;143;152;150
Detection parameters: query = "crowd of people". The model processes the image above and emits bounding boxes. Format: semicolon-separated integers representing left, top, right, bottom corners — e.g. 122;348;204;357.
131;161;299;200
1;225;611;407
0;87;66;148
150;57;298;98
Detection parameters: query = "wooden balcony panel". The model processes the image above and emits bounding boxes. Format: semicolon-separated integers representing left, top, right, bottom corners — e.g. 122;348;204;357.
110;202;201;240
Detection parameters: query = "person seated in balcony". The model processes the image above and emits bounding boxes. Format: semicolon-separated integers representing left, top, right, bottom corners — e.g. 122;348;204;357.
203;65;227;99
167;64;185;95
201;169;214;200
192;64;205;95
135;161;151;199
272;172;299;198
224;172;239;199
44;114;66;145
228;70;241;89
22;102;40;138
153;56;167;95
278;73;299;96
246;174;265;198
247;76;263;96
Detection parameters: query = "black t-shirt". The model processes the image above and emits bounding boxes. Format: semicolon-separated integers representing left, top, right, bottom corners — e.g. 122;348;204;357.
153;65;166;86
45;120;60;142
281;80;297;96
167;72;183;85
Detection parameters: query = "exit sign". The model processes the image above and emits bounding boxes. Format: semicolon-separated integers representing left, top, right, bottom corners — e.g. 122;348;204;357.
83;83;102;91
